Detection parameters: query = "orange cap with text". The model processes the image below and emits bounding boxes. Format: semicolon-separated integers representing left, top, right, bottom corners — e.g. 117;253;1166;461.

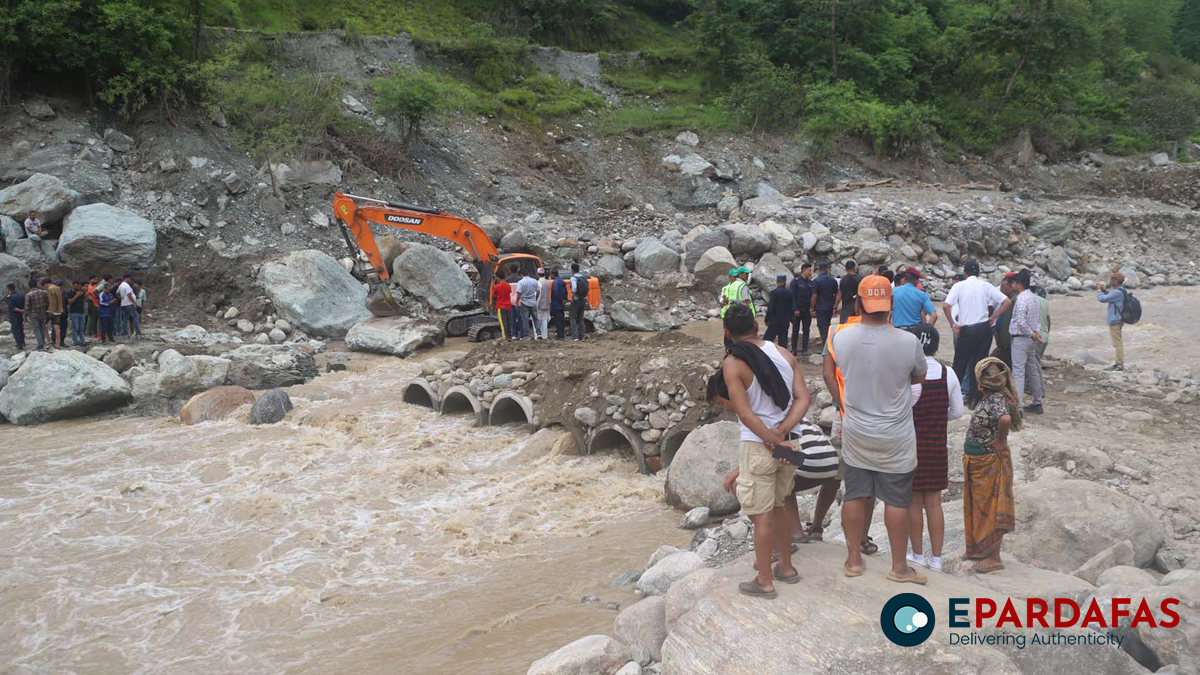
858;274;893;313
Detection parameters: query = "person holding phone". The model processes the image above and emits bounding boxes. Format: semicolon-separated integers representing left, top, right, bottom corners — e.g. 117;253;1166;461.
720;303;811;599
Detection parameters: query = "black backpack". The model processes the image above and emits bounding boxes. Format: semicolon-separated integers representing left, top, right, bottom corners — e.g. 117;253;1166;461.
572;272;590;302
1119;288;1142;325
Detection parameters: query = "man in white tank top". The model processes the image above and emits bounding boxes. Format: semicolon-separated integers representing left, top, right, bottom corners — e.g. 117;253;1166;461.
721;304;811;599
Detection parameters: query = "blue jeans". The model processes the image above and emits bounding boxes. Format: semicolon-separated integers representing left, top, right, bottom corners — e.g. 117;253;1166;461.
513;305;529;338
123;304;140;337
70;313;87;345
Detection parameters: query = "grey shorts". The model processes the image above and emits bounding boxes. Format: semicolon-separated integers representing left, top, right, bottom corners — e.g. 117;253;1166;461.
843;464;914;509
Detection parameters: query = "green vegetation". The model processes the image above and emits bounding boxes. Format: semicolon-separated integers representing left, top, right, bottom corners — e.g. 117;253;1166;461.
3;0;1198;160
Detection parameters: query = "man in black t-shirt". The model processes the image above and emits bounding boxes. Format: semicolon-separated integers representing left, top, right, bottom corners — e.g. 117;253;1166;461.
67;280;88;347
4;283;25;350
811;262;840;349
839;260;861;324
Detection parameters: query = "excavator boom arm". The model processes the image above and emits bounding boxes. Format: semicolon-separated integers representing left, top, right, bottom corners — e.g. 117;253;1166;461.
332;192;499;281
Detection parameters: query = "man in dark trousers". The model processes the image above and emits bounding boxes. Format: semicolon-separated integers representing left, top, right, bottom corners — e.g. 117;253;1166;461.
762;274;794;349
4;283;25;350
942;261;1008;407
991;273;1017;368
789;263;813;355
838;260;861;324
811;262;840;350
549;268;568;339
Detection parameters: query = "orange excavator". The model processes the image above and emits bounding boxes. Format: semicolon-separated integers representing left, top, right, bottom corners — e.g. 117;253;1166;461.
332;192;600;341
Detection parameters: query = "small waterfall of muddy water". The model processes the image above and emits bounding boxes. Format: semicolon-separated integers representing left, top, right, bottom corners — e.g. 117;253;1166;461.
0;349;687;674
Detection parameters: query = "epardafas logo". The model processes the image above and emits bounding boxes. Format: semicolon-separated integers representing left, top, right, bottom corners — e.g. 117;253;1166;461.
881;593;936;647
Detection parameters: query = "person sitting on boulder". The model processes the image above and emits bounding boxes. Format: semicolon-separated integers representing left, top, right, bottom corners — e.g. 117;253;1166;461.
962;357;1020;574
24;211;46;255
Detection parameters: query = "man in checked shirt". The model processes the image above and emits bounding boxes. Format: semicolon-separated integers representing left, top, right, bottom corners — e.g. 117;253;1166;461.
1006;269;1044;414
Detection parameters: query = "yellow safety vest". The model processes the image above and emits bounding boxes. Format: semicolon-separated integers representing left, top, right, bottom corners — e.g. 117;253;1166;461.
720;279;755;317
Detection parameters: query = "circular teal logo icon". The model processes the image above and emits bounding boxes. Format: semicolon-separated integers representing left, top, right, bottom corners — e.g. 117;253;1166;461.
881;593;935;646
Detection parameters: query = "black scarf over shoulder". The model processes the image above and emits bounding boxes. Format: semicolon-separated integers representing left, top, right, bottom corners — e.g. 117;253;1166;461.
724;341;791;411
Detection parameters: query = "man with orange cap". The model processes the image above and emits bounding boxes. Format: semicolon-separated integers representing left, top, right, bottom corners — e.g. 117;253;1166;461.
826;274;928;584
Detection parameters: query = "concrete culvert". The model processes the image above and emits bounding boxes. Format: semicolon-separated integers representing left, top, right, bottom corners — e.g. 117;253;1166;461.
401;379;437;409
439;385;485;425
488;392;534;429
588;424;646;473
659;426;694;470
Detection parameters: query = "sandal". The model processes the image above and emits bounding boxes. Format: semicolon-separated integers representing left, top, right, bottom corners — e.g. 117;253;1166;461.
773;566;801;584
860;536;879;556
738;578;777;599
972;561;1005;575
886;567;928;585
796;523;824;543
843;562;864;577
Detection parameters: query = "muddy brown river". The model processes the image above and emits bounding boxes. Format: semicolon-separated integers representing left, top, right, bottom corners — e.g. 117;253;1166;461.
0;351;686;675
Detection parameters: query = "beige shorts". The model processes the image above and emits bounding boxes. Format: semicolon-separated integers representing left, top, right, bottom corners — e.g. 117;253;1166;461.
736;441;796;516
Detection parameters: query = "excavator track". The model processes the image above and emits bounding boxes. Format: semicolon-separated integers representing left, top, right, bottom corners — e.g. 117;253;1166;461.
445;310;488;337
467;321;502;343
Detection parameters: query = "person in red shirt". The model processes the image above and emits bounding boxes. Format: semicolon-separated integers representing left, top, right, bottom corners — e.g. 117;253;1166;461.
492;278;514;341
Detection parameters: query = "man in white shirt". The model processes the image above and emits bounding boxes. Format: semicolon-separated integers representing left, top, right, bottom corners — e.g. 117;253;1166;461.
115;274;140;340
24;211;47;255
535;268;551;340
941;261;1008;407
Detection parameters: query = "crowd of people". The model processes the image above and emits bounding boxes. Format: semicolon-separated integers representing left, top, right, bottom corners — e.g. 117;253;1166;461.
489;264;591;342
4;273;146;351
708;257;1134;598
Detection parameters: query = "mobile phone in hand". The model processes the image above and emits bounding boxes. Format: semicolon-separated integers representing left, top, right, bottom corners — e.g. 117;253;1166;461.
771;442;804;467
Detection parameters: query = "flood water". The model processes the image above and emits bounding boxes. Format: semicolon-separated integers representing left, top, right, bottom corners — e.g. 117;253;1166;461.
0;351;685;675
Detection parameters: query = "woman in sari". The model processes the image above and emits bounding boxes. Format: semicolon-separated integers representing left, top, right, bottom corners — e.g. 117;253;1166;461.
962;357;1022;573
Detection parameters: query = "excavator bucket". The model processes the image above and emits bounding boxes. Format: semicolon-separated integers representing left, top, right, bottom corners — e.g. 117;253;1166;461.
366;284;402;317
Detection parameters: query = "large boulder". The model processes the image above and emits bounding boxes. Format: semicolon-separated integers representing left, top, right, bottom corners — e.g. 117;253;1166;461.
0;350;131;424
637;552;704;596
391;243;473;309
722;224;772;258
1006;479;1164;573
58;204;156;269
375;236;407;273
680;226;731;271
1046;246;1073;281
610;301;679;332
751;252;790;287
758;220;794;249
855;240;891;264
664;422;740;516
225;344;317;389
0;173;82;223
267;160;342;189
1133;579;1200;671
1029;215;1073;244
156;356;202;399
249;388;293;425
633;239;681;278
595;254;627;280
0;253;31;294
345;316;445;357
102;344;135;373
259;249;371;338
180;386;256;424
614;596;668;664
527;635;630;675
693;246;737;293
0;215;21;241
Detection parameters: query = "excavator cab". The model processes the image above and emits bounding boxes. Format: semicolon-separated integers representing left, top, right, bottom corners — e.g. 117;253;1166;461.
477;254;543;309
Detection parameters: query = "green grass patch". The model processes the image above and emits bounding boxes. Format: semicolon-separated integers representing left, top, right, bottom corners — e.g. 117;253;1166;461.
598;103;734;135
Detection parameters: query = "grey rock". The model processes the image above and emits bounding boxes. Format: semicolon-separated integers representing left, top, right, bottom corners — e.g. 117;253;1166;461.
0;215;21;241
610;301;678;332
679;506;710;530
693;246;737;293
527;635;629;675
1007;479;1164;573
646;545;681;571
259;249;371;338
1095;565;1157;590
236;319;255;334
715;195;739;219
221;172;248;194
0;173;82;223
392;243;474;310
103;129;135;152
156;357;202;398
225;345;317;389
608;570;642;588
680;226;731;271
1162;570;1200;586
755;183;785;200
722;223;772;258
375;237;407;273
346;316;445;357
614;596;668;663
574;407;599;427
22;98;55;120
0;253;32;296
925;234;959;260
677;153;714;177
268;328;287;343
102;345;135;373
267;160;342;189
752;252;789;286
633;239;681;278
1047;246;1073;280
249;388;293;425
856;241;890;264
663;421;741;516
1071;540;1135;585
58;204;156;269
1028;216;1073;244
500;227;529;251
637;552;704;596
189;356;231;390
0;351;131;424
676;131;699;146
1118;265;1142;289
1150;152;1170;166
596;254;627;280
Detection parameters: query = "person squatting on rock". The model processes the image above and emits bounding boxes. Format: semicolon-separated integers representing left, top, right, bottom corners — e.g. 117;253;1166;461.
762;273;793;349
1097;272;1128;372
719;303;811;599
962;357;1021;574
24;210;47;255
789;263;813;355
943;260;1009;408
826;274;929;584
906;325;964;573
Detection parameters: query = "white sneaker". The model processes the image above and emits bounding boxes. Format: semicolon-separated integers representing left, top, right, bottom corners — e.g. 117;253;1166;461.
906;551;927;568
927;556;943;572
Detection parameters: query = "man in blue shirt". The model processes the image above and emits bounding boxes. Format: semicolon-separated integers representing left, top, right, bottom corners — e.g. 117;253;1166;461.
1096;272;1127;371
788;263;814;355
892;268;937;329
550;268;568;340
811;262;840;349
4;283;25;350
